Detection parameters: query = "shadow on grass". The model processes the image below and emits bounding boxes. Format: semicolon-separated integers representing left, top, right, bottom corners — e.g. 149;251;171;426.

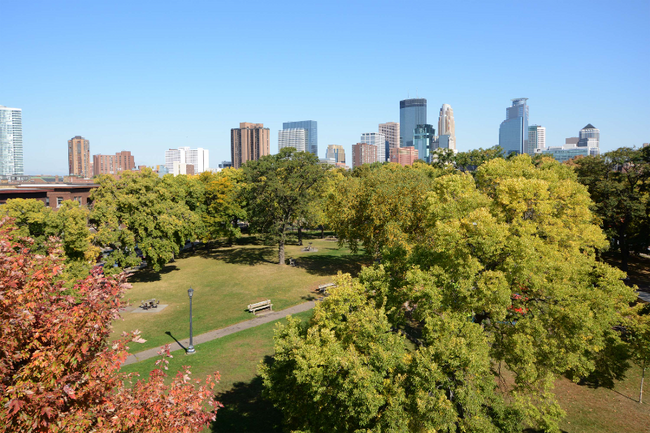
128;264;179;283
198;246;277;266
212;374;283;433
165;331;187;353
295;253;370;277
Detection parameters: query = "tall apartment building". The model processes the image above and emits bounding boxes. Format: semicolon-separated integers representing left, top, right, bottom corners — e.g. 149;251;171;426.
360;132;386;162
0;105;23;176
326;145;346;163
438;104;456;152
282;120;317;156
400;99;427;148
378;122;400;161
528;125;546;152
231;123;270;169
499;98;530;155
93;151;136;176
278;128;307;152
351;143;378;168
389;146;418;166
68;136;91;178
165;147;209;175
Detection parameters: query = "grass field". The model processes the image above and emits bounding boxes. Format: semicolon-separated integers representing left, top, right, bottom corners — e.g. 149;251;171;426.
112;235;367;353
121;310;313;433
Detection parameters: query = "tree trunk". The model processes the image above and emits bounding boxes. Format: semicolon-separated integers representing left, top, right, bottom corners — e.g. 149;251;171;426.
619;225;629;273
641;365;646;404
278;224;286;265
297;225;303;246
320;225;324;239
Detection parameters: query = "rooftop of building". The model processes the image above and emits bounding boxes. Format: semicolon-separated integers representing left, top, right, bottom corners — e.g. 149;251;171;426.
582;124;597;130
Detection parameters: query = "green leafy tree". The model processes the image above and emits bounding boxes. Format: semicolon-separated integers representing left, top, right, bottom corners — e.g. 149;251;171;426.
198;168;247;243
242;148;329;264
573;147;650;272
262;155;637;431
90;169;202;273
453;145;505;172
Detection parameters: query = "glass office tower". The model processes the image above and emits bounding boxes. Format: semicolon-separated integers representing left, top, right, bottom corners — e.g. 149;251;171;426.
282;120;317;156
413;124;436;162
498;98;529;155
399;99;427;148
0;105;23;176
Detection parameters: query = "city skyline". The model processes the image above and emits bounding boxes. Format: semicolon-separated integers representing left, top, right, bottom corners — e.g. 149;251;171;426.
1;1;648;175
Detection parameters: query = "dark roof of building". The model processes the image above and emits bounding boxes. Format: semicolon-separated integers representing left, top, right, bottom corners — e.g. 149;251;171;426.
582;124;596;130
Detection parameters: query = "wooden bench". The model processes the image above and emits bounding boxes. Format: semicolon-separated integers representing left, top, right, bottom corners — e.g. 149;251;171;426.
140;298;160;310
248;299;273;315
317;283;336;294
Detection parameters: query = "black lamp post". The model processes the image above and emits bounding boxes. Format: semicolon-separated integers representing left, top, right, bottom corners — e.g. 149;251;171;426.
187;287;196;354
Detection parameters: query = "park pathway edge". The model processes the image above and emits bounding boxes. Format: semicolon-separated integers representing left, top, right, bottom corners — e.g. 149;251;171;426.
122;301;316;366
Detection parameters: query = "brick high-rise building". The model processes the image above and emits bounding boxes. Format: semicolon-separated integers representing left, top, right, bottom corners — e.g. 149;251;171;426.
231;123;270;169
92;151;136;177
68;136;91;178
351;143;378;168
378;122;399;162
390;146;418;166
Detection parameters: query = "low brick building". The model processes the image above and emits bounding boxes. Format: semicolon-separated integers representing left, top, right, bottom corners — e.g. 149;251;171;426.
0;184;99;209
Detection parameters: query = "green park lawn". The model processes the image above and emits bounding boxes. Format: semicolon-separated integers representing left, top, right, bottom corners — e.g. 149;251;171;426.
111;235;366;353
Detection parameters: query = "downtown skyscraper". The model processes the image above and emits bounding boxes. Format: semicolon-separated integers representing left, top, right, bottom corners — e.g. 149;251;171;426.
231;123;270;169
499;98;530;155
360;132;386;162
437;104;456;152
282;121;317;156
0;105;23;176
399;99;427;148
278;128;307;152
378;122;400;162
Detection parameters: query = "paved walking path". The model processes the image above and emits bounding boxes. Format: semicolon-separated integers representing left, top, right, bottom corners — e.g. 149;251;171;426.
123;301;316;366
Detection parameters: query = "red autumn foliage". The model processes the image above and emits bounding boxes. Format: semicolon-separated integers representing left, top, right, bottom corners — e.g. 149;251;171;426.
0;218;221;432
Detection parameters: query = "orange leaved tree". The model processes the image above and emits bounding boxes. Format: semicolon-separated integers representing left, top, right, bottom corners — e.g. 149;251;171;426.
0;218;221;432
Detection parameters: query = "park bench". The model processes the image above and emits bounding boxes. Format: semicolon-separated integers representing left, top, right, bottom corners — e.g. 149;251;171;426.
248;299;273;315
139;298;160;310
289;258;297;267
317;283;336;294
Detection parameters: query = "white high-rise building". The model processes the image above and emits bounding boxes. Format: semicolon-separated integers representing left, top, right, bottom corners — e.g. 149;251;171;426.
528;125;546;151
578;124;600;156
360;132;386;162
165;147;209;175
437;104;456;152
0;105;23;176
378;122;400;161
278;128;307;152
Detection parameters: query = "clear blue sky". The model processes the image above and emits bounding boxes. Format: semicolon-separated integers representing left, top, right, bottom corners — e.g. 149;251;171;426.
2;0;649;175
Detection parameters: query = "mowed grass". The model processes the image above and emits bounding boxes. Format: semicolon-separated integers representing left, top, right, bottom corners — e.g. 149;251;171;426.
111;236;366;353
121;310;313;433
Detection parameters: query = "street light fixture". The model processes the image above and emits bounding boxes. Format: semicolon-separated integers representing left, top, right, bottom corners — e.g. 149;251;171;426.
187;287;196;354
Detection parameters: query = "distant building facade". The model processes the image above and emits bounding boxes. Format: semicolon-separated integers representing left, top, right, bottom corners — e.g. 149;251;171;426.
400;99;427;148
413;124;436;162
282;120;317;156
218;161;233;169
231;122;270;169
351;143;378;168
437;104;456;152
389;146;418;166
360;132;386;162
0;105;23;177
577;124;600;156
528;125;546;152
278;128;307;152
92;151;135;176
499;98;530;155
68;136;91;178
541;147;589;162
165;147;210;174
378;122;400;161
0;184;98;209
326;145;346;163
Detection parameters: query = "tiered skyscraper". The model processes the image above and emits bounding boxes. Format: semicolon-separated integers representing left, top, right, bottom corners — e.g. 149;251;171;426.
378;122;400;162
231;123;270;169
499;98;530;155
326;145;346;164
400;99;427;148
68;136;91;178
578;124;600;156
282;121;317;156
437;104;456;152
278;129;307;152
360;132;386;162
0;105;23;177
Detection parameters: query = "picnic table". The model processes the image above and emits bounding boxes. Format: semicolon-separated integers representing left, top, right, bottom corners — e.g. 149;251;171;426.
139;298;160;310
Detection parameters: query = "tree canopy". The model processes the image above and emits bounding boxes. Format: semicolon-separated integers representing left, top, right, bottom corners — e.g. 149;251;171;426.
260;155;637;432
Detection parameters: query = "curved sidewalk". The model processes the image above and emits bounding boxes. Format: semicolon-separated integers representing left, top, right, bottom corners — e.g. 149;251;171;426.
123;301;316;366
